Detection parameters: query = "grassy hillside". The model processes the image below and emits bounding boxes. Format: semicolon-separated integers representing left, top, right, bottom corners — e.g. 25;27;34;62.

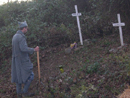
1;32;130;97
1;0;130;97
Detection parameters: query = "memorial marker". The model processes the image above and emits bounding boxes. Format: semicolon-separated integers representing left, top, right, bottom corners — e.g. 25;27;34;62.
112;14;125;46
72;5;83;45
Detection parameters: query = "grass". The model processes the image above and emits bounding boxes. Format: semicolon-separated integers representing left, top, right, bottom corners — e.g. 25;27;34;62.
1;33;130;98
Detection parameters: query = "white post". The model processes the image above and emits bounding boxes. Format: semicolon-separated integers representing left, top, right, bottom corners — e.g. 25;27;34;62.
112;14;125;46
72;5;83;45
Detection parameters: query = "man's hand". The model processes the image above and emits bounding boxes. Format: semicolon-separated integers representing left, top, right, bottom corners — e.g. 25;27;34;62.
34;46;39;52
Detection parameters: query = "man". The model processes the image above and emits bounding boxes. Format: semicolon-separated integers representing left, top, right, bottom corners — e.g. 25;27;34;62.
11;21;39;97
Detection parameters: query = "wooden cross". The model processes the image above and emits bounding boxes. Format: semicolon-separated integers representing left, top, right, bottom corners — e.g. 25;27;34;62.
112;14;125;46
72;5;83;45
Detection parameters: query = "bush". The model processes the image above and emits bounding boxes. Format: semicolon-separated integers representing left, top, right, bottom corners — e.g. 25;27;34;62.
87;62;100;74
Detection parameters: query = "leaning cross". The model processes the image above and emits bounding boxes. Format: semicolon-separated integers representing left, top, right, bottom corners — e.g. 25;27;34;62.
72;5;83;45
112;14;125;46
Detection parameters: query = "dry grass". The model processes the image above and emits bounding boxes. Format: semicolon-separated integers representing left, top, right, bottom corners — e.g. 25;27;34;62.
118;86;130;98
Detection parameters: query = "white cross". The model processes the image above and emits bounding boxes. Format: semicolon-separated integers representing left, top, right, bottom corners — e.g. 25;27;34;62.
72;5;83;45
112;14;125;46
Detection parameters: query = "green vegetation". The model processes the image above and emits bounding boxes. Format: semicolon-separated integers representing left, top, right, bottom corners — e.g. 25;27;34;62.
1;0;130;97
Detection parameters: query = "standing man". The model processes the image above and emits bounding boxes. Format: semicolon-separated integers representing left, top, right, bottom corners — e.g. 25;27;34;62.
11;21;39;97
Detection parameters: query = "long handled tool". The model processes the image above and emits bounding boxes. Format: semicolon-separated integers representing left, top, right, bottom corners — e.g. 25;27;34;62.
36;51;44;89
37;51;41;82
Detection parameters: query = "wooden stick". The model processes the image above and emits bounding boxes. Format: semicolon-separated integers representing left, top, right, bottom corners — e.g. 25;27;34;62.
37;51;41;82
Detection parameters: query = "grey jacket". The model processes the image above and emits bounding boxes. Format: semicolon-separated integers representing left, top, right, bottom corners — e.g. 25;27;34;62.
11;30;34;84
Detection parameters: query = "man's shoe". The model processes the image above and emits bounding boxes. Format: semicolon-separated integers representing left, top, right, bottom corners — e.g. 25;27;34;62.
22;92;35;97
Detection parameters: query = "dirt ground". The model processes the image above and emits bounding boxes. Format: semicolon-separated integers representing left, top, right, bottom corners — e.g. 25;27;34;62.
1;33;130;98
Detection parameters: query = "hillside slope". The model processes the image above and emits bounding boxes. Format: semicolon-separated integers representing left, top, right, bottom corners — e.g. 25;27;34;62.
1;32;130;98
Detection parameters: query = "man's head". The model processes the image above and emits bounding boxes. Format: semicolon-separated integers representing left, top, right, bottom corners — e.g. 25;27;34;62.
18;21;28;33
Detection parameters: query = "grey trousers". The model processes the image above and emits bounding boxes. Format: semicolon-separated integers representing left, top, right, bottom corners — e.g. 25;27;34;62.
16;72;34;94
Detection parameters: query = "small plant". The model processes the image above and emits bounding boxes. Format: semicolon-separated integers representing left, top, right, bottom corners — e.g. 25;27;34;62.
86;62;100;74
103;41;111;47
